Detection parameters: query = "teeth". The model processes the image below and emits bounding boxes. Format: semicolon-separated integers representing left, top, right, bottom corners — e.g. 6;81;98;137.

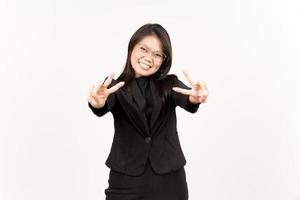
139;62;151;70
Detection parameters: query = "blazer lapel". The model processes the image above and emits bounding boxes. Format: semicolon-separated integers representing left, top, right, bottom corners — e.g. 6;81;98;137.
116;80;150;137
116;78;163;137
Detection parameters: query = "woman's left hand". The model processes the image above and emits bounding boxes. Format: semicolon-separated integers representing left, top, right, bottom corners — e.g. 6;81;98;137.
172;71;209;104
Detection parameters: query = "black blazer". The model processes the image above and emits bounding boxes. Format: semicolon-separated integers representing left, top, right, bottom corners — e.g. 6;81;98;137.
88;76;200;176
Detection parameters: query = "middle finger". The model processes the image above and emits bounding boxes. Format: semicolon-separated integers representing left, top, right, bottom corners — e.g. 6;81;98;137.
183;70;196;87
102;72;115;87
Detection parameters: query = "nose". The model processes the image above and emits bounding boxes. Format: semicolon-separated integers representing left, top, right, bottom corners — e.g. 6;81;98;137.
143;53;153;64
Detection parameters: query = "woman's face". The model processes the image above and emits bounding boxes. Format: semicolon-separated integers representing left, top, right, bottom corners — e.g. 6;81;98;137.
130;35;165;78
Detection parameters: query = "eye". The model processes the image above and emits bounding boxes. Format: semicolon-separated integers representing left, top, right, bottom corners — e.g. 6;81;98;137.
154;53;163;58
139;46;147;52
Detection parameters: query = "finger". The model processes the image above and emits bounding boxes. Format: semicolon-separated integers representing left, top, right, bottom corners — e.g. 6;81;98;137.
88;93;98;104
172;87;192;96
102;72;115;87
203;81;208;91
194;81;202;91
199;81;206;91
88;85;94;95
108;81;125;94
92;81;102;94
201;96;208;103
90;85;98;96
182;70;196;87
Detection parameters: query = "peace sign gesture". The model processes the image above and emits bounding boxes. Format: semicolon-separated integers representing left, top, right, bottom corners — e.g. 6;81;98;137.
172;71;209;104
87;73;125;108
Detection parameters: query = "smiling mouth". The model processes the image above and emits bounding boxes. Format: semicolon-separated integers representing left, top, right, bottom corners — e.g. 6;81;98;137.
138;61;152;69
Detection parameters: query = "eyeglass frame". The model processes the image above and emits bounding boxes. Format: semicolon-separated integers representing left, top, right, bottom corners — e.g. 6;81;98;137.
135;43;168;64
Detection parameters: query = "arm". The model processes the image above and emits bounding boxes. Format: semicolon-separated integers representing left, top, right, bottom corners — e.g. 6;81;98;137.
171;78;201;113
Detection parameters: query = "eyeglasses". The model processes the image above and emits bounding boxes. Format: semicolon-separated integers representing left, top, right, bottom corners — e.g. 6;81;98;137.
136;44;167;64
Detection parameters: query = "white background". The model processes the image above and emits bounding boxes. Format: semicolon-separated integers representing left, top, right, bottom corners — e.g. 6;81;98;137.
0;0;299;199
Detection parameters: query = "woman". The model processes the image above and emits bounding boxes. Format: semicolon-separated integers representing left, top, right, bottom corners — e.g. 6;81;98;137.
87;23;208;200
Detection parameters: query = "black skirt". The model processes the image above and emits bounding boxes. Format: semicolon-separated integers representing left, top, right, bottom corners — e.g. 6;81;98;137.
104;159;188;200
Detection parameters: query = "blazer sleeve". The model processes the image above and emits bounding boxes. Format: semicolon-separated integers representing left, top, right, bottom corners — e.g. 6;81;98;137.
88;77;117;117
171;78;201;113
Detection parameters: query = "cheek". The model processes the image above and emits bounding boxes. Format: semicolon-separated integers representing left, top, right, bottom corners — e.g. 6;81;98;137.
153;65;161;72
130;56;135;67
131;52;139;64
130;55;134;65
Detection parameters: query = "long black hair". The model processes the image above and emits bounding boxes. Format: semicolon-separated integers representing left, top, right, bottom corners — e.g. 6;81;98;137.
116;23;178;106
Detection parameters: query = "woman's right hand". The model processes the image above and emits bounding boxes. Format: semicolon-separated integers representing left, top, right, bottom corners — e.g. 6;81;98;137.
87;73;125;108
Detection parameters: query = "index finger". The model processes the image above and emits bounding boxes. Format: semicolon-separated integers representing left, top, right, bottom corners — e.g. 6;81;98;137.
183;70;196;87
102;72;115;87
108;81;125;94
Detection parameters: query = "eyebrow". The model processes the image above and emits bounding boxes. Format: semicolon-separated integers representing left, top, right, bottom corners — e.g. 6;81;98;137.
139;43;163;53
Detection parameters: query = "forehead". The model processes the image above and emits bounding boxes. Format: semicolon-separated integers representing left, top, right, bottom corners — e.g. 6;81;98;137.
137;35;163;52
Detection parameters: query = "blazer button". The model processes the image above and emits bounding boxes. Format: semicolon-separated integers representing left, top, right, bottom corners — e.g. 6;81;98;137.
145;137;151;143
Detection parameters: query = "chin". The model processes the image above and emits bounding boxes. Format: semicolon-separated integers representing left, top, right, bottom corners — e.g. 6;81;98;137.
132;67;152;77
136;71;154;77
